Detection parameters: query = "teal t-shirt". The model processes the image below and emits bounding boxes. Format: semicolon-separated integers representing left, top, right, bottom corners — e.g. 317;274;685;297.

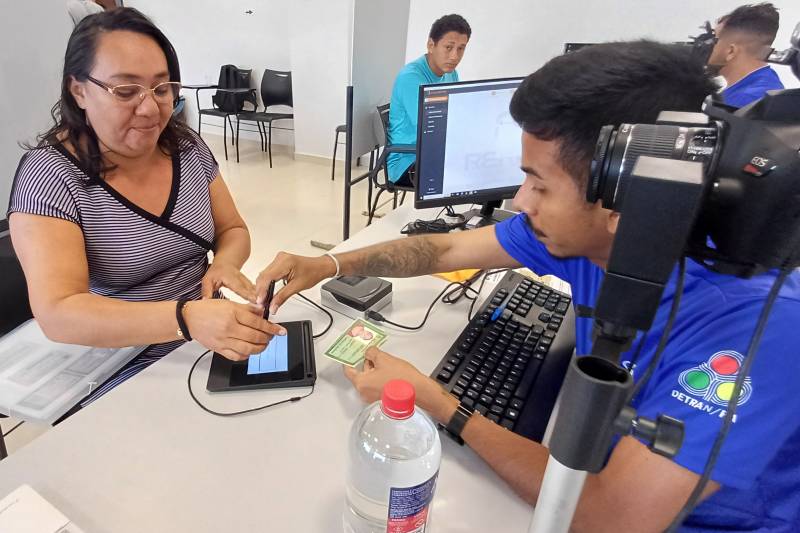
387;55;459;182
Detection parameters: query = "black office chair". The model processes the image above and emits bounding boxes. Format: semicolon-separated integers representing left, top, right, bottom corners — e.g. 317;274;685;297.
0;219;33;460
236;69;294;167
365;103;416;225
196;65;254;161
331;125;373;181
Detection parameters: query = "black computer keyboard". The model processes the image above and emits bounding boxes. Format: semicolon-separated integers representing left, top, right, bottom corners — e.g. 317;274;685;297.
430;270;576;442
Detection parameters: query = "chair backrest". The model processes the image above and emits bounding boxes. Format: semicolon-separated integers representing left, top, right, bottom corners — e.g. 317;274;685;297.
373;103;393;184
375;103;390;145
0;220;33;337
212;65;253;113
260;69;293;109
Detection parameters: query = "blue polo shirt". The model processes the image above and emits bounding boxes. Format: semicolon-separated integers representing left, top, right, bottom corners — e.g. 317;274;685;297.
495;213;800;532
722;65;784;108
387;55;459;182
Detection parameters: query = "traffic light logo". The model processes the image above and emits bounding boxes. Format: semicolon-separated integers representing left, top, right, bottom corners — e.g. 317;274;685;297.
678;351;752;407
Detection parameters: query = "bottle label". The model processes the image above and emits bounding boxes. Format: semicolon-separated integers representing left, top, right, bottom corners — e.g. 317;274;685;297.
386;471;439;533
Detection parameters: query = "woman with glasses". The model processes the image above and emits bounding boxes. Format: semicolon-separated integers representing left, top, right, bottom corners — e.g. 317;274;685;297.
7;8;281;407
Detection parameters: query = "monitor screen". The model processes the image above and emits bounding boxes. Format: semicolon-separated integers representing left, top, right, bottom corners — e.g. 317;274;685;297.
414;78;524;209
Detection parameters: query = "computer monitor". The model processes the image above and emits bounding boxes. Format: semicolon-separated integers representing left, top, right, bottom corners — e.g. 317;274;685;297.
414;77;525;226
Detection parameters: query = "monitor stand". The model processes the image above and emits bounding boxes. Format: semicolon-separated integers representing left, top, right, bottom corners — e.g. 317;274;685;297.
461;201;516;229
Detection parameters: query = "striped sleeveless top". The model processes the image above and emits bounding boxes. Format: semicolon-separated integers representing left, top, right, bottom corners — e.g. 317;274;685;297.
7;130;218;404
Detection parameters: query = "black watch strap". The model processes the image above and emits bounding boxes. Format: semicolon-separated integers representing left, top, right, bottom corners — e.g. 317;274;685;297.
443;401;475;446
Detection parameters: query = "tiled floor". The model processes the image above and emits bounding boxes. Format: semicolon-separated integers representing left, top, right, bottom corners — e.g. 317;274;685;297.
1;134;394;456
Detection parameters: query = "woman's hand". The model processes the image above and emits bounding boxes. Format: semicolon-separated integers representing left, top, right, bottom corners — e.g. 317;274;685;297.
201;261;257;303
183;299;285;361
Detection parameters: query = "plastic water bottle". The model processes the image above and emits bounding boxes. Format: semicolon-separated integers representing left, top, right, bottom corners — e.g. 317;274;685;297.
344;379;442;533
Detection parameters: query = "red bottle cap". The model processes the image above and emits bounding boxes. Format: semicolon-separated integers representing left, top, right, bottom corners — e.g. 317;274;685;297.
381;379;416;420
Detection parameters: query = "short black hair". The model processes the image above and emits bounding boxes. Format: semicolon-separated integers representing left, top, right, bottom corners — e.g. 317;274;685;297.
509;40;717;189
429;14;471;43
718;3;779;46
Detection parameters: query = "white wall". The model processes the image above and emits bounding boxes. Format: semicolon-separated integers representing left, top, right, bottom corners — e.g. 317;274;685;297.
0;1;71;214
127;0;295;146
406;0;800;89
129;0;351;160
350;0;410;158
287;0;351;160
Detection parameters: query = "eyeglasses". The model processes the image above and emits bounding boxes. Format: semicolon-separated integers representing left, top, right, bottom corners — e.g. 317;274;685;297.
86;76;181;106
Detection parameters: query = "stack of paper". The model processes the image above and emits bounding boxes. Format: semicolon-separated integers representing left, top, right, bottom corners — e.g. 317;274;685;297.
0;484;85;533
0;320;143;424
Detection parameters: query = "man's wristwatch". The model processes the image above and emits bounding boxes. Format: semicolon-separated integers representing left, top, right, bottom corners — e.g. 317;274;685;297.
442;401;475;445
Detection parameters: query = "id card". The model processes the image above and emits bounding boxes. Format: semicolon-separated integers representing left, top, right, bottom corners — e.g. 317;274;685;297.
324;318;388;367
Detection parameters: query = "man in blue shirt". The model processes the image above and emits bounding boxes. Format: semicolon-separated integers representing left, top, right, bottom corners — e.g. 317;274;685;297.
708;3;785;107
256;41;800;531
387;14;470;186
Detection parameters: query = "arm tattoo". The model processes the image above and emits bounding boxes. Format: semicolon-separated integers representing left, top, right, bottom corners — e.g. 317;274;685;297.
356;237;440;277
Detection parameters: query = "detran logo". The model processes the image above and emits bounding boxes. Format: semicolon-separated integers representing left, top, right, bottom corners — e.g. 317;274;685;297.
678;351;752;407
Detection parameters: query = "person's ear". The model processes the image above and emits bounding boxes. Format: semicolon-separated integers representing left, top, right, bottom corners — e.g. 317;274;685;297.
69;76;88;110
427;38;435;54
725;43;738;62
607;211;620;235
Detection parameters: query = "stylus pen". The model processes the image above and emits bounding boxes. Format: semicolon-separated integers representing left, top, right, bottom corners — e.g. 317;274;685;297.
263;280;276;321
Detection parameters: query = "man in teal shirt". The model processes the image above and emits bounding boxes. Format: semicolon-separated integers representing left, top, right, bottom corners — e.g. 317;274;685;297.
387;14;471;186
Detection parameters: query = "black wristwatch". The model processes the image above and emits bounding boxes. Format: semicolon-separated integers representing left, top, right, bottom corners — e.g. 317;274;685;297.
175;299;193;342
442;401;475;446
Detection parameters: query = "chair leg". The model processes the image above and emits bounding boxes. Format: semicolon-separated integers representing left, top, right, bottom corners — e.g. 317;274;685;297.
223;116;229;160
197;114;202;136
400;191;407;205
268;121;273;168
368;188;386;226
235;116;241;163
367;177;373;218
393;191;398;209
366;149;375;210
332;131;339;181
256;122;265;152
228;116;235;145
0;427;8;460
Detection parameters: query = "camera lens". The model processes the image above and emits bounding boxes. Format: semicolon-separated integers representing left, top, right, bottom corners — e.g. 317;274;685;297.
590;124;717;210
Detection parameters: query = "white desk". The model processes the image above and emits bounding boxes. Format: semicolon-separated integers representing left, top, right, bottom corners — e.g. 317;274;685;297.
0;205;534;532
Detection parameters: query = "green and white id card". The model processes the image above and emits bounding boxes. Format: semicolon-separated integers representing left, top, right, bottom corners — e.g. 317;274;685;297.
324;318;388;367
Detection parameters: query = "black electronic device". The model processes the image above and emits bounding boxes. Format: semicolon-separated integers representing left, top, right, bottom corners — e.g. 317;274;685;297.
206;320;316;392
429;271;575;442
414;78;525;227
320;276;392;320
563;43;594;54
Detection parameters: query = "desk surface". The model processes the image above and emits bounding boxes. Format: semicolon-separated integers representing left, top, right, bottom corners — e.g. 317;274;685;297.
0;205;534;532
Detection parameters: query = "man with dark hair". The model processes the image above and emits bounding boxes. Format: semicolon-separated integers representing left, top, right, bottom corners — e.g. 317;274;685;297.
387;14;471;186
257;41;800;531
709;3;784;107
